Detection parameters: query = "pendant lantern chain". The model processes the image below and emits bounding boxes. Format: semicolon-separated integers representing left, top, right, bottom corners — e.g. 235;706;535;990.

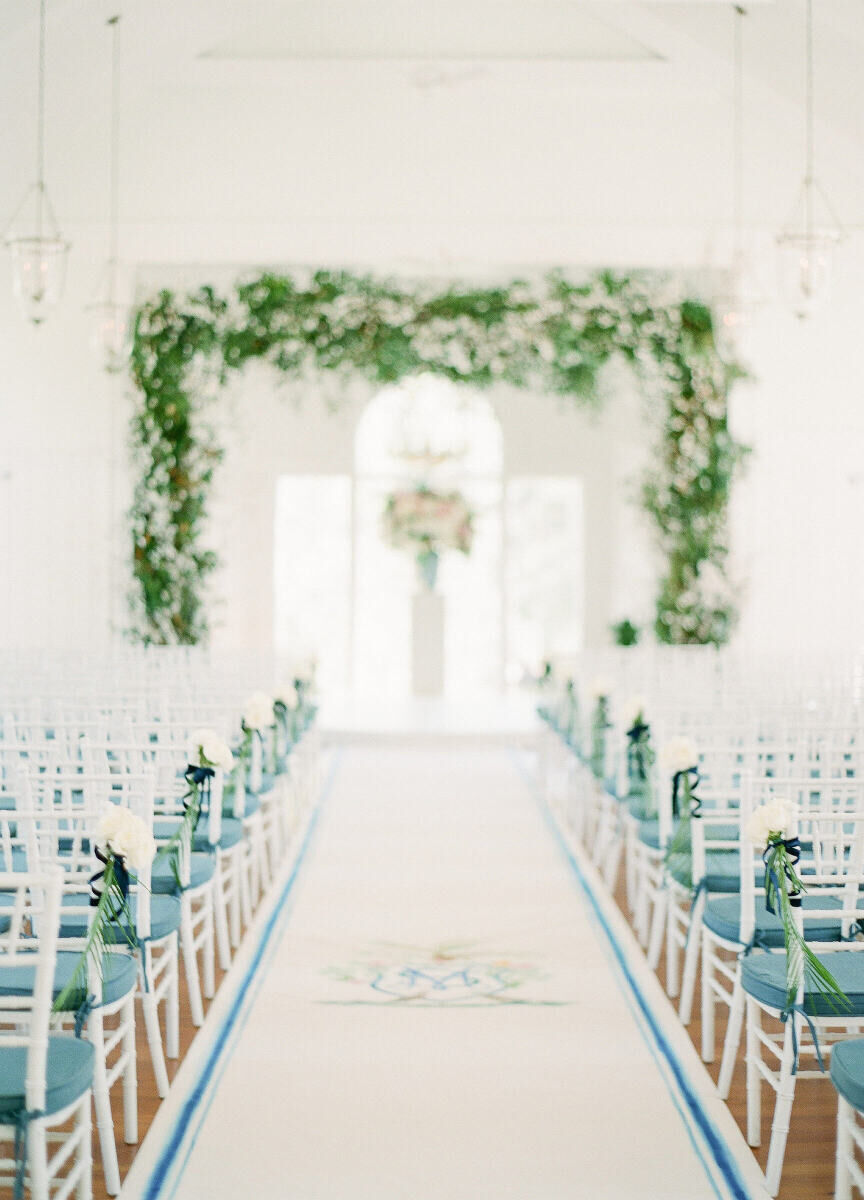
35;0;47;239
804;0;814;229
731;6;745;255
108;15;121;294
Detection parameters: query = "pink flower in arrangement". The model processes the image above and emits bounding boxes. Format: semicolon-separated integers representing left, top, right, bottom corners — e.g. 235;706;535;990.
382;485;475;559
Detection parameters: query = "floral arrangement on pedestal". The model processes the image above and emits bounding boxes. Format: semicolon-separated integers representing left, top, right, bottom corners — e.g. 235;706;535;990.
381;484;474;591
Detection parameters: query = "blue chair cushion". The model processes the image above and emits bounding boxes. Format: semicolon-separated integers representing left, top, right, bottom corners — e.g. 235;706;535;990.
669;849;752;893
831;1038;864;1112
154;817;244;852
0;848;29;872
58;894;181;942
637;821;739;855
221;791;261;819
703;894;846;947
742;950;864;1015
150;852;215;895
0;1037;94;1119
637;820;661;850
240;793;261;819
0;950;137;1010
0;891;17;934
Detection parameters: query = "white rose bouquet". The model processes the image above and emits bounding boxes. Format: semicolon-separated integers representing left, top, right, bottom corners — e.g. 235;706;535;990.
659;736;698;778
157;728;233;895
189;728;234;772
96;804;156;875
748;799;849;1014
589;683;612;782
623;696;653;813
242;692;276;732
54;804;156;1017
660;738;700;886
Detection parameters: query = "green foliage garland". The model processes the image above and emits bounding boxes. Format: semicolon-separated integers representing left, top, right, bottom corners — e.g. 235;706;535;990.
129;269;746;645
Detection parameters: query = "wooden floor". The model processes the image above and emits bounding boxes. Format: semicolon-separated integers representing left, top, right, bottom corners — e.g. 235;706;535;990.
610;871;838;1200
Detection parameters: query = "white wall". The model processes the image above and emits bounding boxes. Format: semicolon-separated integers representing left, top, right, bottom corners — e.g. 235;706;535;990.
728;237;864;658
0;2;862;657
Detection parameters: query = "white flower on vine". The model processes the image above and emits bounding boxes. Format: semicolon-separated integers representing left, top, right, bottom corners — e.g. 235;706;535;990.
746;798;795;847
659;737;698;776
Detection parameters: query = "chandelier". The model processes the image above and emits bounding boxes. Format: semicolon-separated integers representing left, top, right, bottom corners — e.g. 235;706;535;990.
2;0;70;324
776;0;843;318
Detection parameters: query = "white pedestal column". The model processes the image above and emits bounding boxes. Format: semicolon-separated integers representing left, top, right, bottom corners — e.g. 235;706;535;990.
412;591;445;696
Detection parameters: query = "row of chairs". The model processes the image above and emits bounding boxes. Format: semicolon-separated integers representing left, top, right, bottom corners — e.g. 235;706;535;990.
0;659;321;1200
539;669;864;1199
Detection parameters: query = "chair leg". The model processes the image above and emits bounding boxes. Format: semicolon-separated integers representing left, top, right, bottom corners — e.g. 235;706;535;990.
179;897;205;1027
764;1017;799;1197
718;967;746;1097
746;997;762;1147
213;860;232;971
90;1010;121;1195
666;897;681;999
76;1093;93;1200
122;995;138;1145
166;935;180;1059
647;887;667;971
27;1119;49;1200
240;851;254;929
202;891;216;999
141;978;170;1099
701;935;717;1063
678;893;705;1025
229;853;243;947
835;1095;854;1200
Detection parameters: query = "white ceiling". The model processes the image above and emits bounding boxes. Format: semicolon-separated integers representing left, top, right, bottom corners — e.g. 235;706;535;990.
0;0;861;271
200;2;660;63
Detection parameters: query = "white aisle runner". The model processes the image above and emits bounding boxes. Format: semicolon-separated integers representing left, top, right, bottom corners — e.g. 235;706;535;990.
168;748;749;1200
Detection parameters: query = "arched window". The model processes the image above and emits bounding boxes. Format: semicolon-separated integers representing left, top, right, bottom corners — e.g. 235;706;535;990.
274;375;585;697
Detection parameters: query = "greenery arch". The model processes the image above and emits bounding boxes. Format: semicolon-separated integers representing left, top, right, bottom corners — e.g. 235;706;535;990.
129;268;746;646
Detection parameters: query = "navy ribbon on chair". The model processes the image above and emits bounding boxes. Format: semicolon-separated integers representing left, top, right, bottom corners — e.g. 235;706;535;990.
762;836;803;915
672;766;701;820
626;720;650;744
183;764;214;830
88;847;130;918
73;994;94;1038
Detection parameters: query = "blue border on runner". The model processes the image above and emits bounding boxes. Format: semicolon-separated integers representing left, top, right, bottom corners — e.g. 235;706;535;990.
140;752;340;1200
533;762;752;1200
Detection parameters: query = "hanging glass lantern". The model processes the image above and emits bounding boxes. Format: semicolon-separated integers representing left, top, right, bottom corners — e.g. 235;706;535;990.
2;0;70;325
6;230;70;325
776;201;842;319
87;300;131;373
713;8;768;338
